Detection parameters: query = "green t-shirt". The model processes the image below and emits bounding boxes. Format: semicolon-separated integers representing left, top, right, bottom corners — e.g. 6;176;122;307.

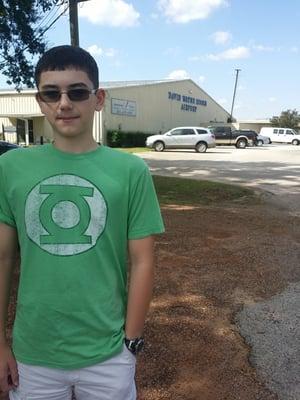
0;144;164;369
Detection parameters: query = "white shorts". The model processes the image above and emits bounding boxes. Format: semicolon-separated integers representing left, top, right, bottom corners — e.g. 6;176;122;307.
9;344;136;400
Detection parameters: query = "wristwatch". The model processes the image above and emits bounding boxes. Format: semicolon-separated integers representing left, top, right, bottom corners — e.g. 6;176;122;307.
125;337;144;355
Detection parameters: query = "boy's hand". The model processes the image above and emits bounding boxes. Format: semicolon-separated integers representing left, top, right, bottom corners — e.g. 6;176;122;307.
0;343;18;393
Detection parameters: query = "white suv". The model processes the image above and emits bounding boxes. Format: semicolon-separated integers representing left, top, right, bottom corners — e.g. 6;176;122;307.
146;127;216;153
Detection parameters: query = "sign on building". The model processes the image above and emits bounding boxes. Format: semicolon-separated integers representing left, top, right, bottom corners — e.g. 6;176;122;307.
111;98;136;116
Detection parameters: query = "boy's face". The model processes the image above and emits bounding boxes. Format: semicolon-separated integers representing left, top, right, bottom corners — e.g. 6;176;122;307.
36;69;105;141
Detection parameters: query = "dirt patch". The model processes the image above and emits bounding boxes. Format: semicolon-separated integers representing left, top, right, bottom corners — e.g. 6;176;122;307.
1;201;299;400
136;202;299;400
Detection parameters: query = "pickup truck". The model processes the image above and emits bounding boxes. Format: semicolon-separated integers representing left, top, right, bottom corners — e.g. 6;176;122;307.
208;126;257;148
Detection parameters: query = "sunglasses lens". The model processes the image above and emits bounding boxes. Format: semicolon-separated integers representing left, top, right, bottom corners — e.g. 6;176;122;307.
39;90;60;102
38;88;93;102
68;89;91;101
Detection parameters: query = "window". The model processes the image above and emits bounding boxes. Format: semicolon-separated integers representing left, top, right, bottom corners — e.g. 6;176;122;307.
182;129;195;135
278;129;284;135
286;130;294;135
214;127;231;134
196;129;208;135
273;129;278;134
170;129;183;136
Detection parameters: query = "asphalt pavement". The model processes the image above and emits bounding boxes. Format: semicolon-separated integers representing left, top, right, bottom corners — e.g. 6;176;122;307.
139;144;300;216
138;144;300;400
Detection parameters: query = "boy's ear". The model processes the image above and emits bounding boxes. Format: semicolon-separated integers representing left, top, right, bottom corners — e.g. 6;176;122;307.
95;89;105;111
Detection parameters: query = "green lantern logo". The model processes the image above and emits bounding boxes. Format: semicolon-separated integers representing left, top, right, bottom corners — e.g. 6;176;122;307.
25;175;107;256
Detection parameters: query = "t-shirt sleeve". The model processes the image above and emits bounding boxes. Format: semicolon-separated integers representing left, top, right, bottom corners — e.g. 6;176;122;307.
127;164;165;240
0;162;16;227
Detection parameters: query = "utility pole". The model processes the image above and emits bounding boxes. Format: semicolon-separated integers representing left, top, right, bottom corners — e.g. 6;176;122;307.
69;0;90;46
229;68;241;123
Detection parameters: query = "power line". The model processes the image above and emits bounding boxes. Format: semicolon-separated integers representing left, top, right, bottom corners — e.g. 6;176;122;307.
0;4;69;65
33;2;61;32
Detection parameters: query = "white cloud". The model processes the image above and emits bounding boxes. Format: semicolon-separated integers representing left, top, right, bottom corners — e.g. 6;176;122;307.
164;47;181;56
105;48;117;57
167;69;190;79
158;0;228;23
207;46;250;61
188;55;201;62
87;45;118;59
290;46;299;53
268;97;277;103
78;0;140;27
198;75;205;84
211;31;232;45
87;45;103;57
253;44;275;52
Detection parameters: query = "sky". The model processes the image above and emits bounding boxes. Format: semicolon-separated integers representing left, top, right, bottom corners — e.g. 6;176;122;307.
1;0;300;120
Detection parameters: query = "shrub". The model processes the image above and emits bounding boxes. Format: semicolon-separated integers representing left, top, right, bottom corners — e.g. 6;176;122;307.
106;130;154;147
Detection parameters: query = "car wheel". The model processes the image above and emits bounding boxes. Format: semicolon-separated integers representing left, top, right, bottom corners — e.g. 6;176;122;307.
153;141;165;152
195;142;207;153
292;139;299;146
257;139;263;146
236;139;247;149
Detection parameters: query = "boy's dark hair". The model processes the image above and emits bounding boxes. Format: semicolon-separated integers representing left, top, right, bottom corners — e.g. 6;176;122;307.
35;45;99;88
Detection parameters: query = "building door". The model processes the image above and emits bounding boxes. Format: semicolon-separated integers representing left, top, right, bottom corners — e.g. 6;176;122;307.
16;119;25;144
28;119;34;143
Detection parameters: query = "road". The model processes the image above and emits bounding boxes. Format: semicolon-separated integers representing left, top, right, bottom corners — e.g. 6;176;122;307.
139;144;300;215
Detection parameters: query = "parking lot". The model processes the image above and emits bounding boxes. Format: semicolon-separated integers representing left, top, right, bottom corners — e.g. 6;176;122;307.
139;144;300;215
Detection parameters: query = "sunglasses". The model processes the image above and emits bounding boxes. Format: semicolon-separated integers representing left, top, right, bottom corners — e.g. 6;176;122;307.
38;88;97;103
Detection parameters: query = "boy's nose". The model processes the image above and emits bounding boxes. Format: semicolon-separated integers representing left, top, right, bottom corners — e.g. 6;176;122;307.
58;92;73;108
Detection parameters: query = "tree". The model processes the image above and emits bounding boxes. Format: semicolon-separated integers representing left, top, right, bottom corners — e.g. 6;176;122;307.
0;0;62;89
270;109;300;130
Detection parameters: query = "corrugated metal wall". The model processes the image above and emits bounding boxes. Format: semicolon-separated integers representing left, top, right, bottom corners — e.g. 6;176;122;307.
0;92;40;116
104;80;230;134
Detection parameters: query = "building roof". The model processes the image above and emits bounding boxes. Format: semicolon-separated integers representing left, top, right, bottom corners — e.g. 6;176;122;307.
0;78;231;118
100;79;187;89
0;79;189;93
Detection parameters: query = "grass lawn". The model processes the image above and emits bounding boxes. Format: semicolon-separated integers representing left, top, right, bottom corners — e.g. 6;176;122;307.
115;147;259;205
152;175;259;206
116;147;151;153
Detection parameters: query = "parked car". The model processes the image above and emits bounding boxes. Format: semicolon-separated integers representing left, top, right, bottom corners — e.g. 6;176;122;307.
256;134;271;146
0;141;19;155
259;127;300;145
208;126;256;148
146;127;216;153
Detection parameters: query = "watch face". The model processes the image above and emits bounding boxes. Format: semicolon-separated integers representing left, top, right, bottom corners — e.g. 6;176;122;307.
126;337;144;354
135;338;144;353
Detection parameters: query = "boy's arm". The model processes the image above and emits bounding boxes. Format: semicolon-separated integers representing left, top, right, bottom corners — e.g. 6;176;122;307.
125;236;155;339
0;223;19;392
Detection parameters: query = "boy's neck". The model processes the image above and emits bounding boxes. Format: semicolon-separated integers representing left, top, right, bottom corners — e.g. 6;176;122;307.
52;136;99;154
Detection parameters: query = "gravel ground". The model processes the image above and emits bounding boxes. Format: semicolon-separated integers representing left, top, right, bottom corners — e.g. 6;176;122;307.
236;283;300;400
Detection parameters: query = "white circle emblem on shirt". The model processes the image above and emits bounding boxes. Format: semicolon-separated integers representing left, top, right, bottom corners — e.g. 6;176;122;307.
25;174;107;256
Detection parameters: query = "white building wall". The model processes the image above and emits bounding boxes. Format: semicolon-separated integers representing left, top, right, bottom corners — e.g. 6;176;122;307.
233;121;271;133
104;80;230;134
0;92;40;116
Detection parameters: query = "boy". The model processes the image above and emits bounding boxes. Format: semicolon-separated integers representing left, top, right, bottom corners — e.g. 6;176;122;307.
0;45;164;400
